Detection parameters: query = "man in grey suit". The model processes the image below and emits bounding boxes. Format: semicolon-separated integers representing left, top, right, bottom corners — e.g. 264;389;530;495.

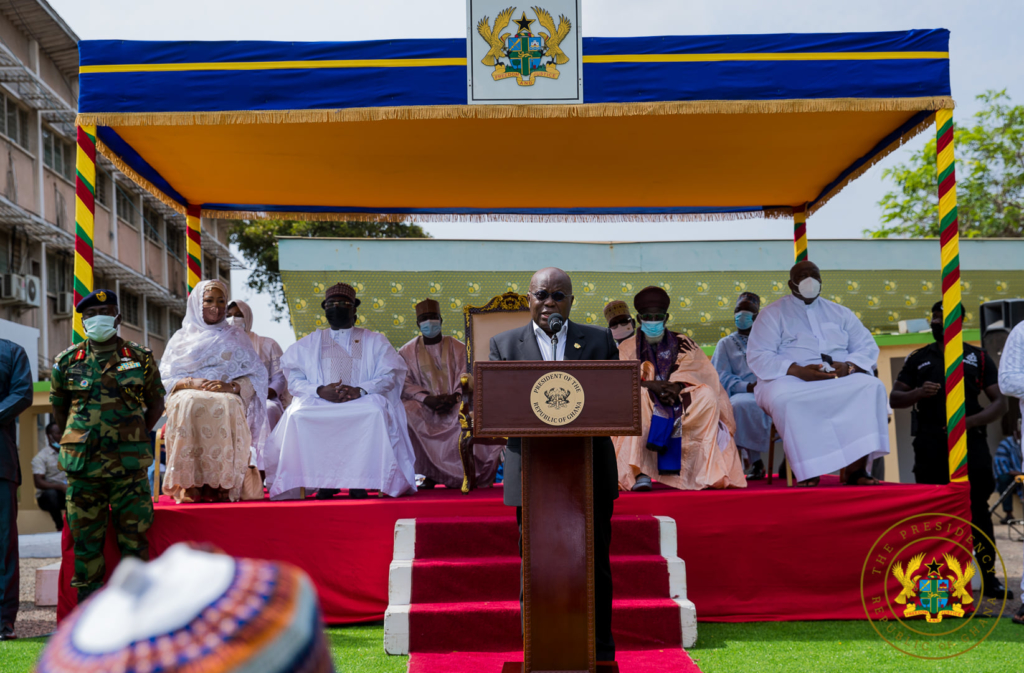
489;267;619;662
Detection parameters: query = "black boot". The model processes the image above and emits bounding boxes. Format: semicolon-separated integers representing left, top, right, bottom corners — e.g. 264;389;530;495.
315;488;339;499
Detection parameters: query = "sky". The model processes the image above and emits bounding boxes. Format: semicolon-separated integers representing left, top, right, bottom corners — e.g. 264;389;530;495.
50;0;1024;348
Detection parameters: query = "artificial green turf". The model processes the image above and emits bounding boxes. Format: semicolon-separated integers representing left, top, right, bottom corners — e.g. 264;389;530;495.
3;620;1022;672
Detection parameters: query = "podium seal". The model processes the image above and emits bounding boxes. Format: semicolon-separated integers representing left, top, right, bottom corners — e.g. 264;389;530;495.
530;371;585;426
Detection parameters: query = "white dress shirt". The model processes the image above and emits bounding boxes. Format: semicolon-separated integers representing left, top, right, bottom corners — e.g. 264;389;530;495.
533;319;568;361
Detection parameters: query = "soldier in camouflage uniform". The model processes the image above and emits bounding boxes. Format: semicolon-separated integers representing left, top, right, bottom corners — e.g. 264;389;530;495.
50;289;166;602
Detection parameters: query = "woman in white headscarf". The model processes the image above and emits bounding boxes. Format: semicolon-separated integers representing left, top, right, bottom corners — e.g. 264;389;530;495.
225;299;290;435
160;280;269;503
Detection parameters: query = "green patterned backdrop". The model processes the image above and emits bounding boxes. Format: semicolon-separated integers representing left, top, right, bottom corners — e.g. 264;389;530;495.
280;270;1023;349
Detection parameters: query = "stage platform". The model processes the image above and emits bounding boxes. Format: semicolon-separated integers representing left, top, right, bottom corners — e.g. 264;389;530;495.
58;476;971;624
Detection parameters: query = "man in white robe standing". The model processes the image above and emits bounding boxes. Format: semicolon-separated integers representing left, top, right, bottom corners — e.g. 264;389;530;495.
264;283;417;500
747;261;888;486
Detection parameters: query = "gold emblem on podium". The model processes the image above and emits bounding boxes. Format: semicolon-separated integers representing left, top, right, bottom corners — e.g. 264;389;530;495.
530;371;585;426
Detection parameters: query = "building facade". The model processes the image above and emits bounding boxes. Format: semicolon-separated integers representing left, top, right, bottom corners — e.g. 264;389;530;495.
0;0;236;372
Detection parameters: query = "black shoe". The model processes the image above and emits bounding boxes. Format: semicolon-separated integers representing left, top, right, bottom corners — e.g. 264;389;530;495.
420;478;438;489
999;514;1014;525
746;460;765;480
349;488;368;499
314;488;339;500
982;578;1014;600
0;623;15;640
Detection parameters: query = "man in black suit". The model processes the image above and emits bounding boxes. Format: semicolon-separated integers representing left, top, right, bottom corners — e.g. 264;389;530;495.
489;267;619;662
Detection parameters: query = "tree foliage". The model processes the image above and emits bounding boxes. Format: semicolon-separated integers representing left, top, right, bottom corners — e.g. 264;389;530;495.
229;219;429;321
870;90;1024;238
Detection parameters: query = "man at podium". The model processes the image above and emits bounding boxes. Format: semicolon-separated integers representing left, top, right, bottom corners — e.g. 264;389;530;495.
489;267;619;663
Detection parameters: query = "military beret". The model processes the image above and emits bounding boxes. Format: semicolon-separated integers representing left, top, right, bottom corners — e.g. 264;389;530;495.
75;289;118;313
633;286;671;312
321;282;360;308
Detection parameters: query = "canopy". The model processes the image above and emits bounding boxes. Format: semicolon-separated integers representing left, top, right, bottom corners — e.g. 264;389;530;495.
76;29;952;222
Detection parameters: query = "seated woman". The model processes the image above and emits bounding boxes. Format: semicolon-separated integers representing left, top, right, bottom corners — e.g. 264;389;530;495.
225;300;290;435
160;280;269;503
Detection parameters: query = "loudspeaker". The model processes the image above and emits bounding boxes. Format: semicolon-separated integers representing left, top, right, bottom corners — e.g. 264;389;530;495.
980;298;1024;367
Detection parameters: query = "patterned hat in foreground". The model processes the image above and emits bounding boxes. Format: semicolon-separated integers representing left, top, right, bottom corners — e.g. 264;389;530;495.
36;544;333;673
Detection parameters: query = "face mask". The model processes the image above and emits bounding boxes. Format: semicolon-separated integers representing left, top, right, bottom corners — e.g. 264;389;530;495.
83;315;118;342
610;323;635;341
203;306;225;325
225;316;244;328
325;306;353;330
50;441;60;449
734;311;755;331
419;320;442;339
932;323;943;343
640;320;666;340
797;277;821;300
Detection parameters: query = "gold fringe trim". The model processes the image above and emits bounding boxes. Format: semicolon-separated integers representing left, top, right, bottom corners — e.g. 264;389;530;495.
202;207;792;224
808;112;936;217
77;96;955;128
95;139;187;216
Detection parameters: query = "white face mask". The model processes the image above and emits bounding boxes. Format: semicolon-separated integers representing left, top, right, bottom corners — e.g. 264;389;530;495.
610;323;634;340
797;277;821;300
225;316;243;328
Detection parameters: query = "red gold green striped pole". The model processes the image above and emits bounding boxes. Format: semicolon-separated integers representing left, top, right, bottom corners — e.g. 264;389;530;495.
186;205;202;294
73;124;97;343
936;109;967;483
793;205;808;262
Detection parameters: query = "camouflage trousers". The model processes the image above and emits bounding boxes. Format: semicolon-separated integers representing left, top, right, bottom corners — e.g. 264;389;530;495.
66;470;153;602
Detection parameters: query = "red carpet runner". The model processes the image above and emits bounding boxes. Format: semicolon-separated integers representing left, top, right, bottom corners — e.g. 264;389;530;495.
407;650;702;673
385;515;693;653
58;478;971;625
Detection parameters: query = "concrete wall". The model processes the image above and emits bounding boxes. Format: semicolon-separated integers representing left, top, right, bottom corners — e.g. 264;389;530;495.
0;12;30;64
0;140;38;213
94;202;113;256
43;167;74;231
118;218;141;273
146;239;163;282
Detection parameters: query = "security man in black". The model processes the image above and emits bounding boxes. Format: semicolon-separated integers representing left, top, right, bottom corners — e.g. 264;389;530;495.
891;301;1009;599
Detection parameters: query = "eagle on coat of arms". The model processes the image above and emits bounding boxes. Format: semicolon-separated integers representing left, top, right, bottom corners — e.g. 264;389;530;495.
891;553;973;623
477;6;571;86
544;386;571;410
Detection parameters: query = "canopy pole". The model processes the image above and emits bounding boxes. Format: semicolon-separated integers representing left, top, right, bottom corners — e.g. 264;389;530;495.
793;205;808;262
936;109;968;484
186;205;202;294
73;124;97;344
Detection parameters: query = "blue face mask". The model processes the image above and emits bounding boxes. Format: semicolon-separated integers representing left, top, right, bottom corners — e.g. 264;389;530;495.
419;319;442;339
734;311;755;331
640;320;665;339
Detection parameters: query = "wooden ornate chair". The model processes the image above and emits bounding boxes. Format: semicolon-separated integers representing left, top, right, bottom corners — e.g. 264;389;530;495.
457;291;530;492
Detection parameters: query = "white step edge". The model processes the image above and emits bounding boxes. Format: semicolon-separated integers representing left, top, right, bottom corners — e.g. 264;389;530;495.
385;518;417;656
655;515;697;648
34;561;61;607
383;604;410;655
388;559;413;606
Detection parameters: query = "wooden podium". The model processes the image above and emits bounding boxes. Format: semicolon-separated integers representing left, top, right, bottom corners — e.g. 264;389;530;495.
474;361;641;673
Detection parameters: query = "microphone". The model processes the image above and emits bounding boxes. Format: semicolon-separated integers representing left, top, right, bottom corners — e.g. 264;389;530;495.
548;313;565;334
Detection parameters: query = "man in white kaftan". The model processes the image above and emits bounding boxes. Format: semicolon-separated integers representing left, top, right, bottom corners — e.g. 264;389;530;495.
747;261;888;485
264;283;417;500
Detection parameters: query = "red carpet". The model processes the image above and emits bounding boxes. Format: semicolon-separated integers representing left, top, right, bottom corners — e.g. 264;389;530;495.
401;516;686;652
407;649;701;673
58;477;971;625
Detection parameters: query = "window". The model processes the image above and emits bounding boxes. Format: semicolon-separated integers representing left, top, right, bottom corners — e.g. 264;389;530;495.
168;312;184;338
42;128;75;182
95;172;109;207
166;226;183;259
116;186;138;227
144;207;162;246
203;254;216;281
0;94;29;151
146;303;163;336
122;291;140;327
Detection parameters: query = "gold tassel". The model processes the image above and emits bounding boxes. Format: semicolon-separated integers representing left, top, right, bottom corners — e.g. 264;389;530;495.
95;139;188;215
201;208;788;224
77;96;955;128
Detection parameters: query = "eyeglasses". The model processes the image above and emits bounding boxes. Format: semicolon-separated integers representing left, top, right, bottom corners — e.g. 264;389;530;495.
531;290;570;302
638;313;668;322
324;299;354;309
